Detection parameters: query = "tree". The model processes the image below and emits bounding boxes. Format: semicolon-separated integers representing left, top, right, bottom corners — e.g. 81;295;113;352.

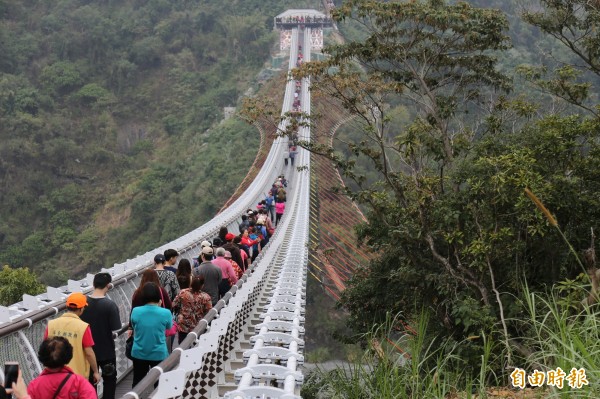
282;0;600;371
520;0;600;116
0;265;45;306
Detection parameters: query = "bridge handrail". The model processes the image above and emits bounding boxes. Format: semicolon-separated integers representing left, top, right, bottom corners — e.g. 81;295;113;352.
224;27;312;399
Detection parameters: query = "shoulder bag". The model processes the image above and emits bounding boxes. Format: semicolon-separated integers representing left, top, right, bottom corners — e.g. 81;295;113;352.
159;288;178;337
52;372;73;399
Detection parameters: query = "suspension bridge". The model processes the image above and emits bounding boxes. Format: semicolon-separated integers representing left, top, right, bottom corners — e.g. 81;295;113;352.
0;9;370;399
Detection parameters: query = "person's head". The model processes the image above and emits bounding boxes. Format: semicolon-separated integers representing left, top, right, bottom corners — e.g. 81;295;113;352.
164;249;179;265
93;272;112;290
154;253;166;266
219;226;228;238
190;276;205;293
135;269;160;299
176;259;191;277
140;269;160;287
38;337;73;369
216;247;226;258
233;236;242;245
200;246;213;262
242;229;249;237
224;251;232;261
225;233;235;242
141;282;161;305
65;292;87;315
241;214;248;221
212;237;223;248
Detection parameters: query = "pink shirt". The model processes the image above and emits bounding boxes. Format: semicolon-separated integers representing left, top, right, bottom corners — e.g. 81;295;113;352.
212;256;238;284
275;202;285;215
27;366;97;399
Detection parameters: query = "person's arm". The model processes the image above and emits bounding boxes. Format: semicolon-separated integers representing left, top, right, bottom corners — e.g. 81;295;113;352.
170;274;180;301
110;302;122;332
227;263;238;284
164;309;173;329
172;293;182;315
84;347;100;384
161;287;172;310
82;327;100;383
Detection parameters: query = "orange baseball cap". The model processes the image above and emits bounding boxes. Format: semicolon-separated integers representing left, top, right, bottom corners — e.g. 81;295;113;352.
66;292;88;309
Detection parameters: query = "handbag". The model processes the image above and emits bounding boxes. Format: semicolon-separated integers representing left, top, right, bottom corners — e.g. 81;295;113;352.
165;319;177;337
159;289;178;336
125;335;134;360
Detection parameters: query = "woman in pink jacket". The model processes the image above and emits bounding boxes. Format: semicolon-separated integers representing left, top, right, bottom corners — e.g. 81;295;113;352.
275;200;285;226
8;336;97;399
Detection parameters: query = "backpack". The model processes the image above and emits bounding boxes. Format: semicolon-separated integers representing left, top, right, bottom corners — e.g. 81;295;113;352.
257;214;267;225
277;188;286;201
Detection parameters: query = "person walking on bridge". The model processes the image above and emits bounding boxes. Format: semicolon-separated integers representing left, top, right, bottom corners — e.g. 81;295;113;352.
212;247;238;298
45;293;100;384
192;246;221;306
172;276;212;344
7;337;97;399
154;253;180;301
163;249;179;273
223;233;244;273
80;273;121;399
130;283;172;388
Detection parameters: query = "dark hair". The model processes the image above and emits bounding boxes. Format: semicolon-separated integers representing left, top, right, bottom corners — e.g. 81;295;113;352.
241;215;248;221
164;249;179;262
93;272;112;289
133;269;160;302
190;276;205;293
176;259;192;289
38;337;73;368
212;237;223;247
141;282;161;305
218;226;228;241
233;236;242;245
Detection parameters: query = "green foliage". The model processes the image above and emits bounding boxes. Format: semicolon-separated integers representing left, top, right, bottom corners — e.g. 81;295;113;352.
0;265;45;306
39;61;83;95
74;83;116;107
0;0;321;285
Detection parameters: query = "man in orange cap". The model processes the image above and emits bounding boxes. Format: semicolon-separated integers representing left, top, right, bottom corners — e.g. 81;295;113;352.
45;292;100;384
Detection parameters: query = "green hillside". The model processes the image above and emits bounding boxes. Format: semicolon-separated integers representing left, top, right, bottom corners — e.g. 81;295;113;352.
0;0;319;284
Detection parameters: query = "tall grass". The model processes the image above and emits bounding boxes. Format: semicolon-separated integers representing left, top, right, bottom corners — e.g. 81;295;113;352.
520;286;600;398
301;313;498;399
303;286;600;398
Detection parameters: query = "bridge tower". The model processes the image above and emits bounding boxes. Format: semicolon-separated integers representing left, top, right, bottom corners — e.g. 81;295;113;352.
274;9;332;51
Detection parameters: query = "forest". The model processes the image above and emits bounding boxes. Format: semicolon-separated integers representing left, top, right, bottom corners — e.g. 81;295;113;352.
0;0;319;290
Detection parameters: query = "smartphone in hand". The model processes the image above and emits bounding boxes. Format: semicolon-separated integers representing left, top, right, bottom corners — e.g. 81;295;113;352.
3;362;18;389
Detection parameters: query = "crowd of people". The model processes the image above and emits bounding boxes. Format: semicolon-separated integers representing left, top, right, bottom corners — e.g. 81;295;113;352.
2;176;291;398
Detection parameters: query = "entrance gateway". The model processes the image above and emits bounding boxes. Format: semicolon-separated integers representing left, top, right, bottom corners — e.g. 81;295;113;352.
275;9;333;51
